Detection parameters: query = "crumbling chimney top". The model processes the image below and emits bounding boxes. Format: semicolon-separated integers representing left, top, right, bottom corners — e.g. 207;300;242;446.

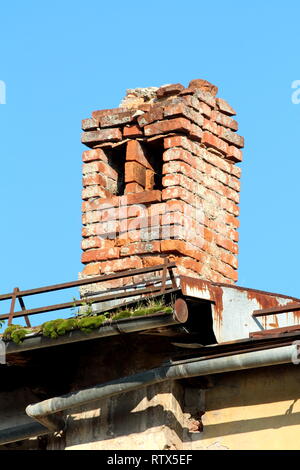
119;79;218;110
188;79;218;96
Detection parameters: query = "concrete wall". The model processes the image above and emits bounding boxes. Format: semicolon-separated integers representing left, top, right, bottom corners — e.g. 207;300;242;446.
45;362;300;450
2;337;300;450
189;363;300;450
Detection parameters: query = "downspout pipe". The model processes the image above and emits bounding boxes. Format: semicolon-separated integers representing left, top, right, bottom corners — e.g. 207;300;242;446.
0;422;55;447
0;413;65;446
26;344;298;431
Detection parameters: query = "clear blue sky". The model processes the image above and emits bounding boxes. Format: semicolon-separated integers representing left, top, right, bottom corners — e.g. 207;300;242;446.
0;1;299;325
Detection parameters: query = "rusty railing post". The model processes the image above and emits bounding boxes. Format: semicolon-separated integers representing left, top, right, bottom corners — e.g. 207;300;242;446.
8;288;18;326
17;288;31;327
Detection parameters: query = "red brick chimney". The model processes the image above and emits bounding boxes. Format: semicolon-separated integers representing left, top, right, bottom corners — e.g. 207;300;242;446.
80;79;243;291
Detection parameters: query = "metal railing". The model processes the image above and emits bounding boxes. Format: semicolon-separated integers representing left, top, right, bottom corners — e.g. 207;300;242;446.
250;302;300;338
0;260;178;326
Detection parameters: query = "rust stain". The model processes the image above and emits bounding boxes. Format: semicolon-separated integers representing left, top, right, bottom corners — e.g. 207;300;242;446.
247;290;300;328
293;310;300;324
179;276;224;332
246;291;280;310
269;315;279;328
247;291;280;330
180;276;210;294
209;284;224;332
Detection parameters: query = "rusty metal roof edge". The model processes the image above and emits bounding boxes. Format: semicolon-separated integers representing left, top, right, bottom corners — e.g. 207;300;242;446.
179;276;300;303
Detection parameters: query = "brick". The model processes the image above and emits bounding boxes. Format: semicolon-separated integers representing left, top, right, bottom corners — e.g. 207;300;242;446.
219;251;238;269
162;186;199;208
120;190;162;206
163;135;189;150
137;107;164;127
81;247;120;263
216;98;236;116
216;235;239;254
81;238;115;250
232;230;239;242
138;104;152;112
201;150;236;177
218;127;244;148
92;108;117;120
203;118;219;136
164;200;189;215
126;140;151;168
101;278;128;290
194;89;216;108
156;83;185;98
181;95;204;112
144;118;191;137
125;215;160;232
125;182;144;193
211;110;238;131
82;161;118;180
231;165;241;179
81;128;122;147
163;160;194;181
82;174;107;187
125;161;146;186
188;79;218;97
189;124;202;142
176;257;202;273
145;169;155;190
123;124;143;137
82;211;101;224
220;197;239;217
82;118;98;131
160;239;186;254
171;97;210;119
210;270;231;283
162;173;181;188
161;240;204;262
100;257;143;274
225;213;240;228
99;109;136;128
141;255;166;267
161;224;185;240
117;230;141;243
82;149;108;163
95;220;120;238
148;203;166;217
82;195;119;213
82;263;101;276
210;257;238;281
82;186;112;200
140;225;161;241
163;147;206;176
120;241;160;256
227;146;243;163
197;101;212;118
164;103;204;127
201;131;229;155
161;212;185;226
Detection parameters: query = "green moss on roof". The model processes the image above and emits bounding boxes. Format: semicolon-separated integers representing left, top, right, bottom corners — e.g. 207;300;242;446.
1;298;173;345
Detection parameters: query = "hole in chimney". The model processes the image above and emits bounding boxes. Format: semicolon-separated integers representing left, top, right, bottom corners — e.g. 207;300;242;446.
103;139;163;196
142;139;163;191
105;144;126;196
